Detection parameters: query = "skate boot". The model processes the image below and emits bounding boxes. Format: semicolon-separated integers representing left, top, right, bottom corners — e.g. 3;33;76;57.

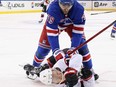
91;68;99;81
94;73;99;81
23;64;49;79
111;32;115;38
23;64;38;80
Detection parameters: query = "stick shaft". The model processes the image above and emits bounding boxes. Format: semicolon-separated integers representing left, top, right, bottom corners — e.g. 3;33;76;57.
91;10;116;15
68;20;116;55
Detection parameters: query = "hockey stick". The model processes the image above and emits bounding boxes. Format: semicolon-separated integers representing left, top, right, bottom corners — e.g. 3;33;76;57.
22;20;116;73
68;20;116;55
91;10;116;15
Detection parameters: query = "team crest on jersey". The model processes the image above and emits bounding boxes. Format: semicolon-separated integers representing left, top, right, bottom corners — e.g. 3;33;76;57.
60;18;72;24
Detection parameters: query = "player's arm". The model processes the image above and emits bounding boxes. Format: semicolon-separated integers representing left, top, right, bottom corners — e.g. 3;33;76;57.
71;6;85;48
46;9;66;62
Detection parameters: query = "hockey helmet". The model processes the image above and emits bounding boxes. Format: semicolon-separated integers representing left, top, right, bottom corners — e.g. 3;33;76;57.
59;0;75;6
39;69;52;85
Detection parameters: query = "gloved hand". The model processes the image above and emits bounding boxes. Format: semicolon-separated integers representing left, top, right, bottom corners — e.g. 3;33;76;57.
81;68;92;81
64;67;78;87
53;49;65;61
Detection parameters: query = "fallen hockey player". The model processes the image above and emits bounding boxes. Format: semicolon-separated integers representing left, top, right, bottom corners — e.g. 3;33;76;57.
23;48;95;87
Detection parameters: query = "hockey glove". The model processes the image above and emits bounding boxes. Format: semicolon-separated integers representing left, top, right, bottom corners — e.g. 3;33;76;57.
81;68;92;81
64;67;78;87
53;49;65;61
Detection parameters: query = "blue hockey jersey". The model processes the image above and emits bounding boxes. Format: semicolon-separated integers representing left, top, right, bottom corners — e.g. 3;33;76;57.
46;0;85;52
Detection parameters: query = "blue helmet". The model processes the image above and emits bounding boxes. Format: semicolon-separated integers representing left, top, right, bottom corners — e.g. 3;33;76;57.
59;0;75;6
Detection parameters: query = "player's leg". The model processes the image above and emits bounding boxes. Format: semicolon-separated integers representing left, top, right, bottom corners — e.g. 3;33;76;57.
33;24;51;67
81;68;95;87
65;26;99;80
65;26;92;70
78;38;99;81
23;24;51;78
78;38;92;69
111;23;116;38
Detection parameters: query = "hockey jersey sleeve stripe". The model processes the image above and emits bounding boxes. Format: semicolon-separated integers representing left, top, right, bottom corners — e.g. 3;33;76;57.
73;29;83;34
73;25;84;34
46;27;59;36
73;25;84;31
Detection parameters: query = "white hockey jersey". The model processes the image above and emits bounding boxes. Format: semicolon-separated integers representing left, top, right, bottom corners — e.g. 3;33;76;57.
53;53;95;87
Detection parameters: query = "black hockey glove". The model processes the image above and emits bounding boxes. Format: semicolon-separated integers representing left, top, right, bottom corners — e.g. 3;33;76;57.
81;68;92;81
64;67;78;87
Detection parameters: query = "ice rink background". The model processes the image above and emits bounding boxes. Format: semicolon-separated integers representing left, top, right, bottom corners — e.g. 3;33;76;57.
0;11;116;87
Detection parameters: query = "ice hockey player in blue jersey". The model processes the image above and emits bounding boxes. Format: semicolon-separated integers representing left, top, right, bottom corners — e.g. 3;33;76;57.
25;0;99;81
110;22;116;38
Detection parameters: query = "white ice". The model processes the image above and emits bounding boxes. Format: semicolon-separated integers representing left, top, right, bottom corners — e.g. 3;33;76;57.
0;11;116;87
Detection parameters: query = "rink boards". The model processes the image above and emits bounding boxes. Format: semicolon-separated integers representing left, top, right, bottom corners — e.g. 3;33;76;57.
0;0;116;14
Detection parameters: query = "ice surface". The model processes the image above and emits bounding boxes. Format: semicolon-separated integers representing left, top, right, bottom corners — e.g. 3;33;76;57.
0;11;116;87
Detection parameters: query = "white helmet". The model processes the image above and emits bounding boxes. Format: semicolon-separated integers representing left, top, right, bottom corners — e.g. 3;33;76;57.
39;69;52;85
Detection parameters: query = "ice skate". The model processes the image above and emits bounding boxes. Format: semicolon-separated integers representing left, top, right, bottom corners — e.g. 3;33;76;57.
94;73;99;81
110;33;115;39
23;64;38;80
